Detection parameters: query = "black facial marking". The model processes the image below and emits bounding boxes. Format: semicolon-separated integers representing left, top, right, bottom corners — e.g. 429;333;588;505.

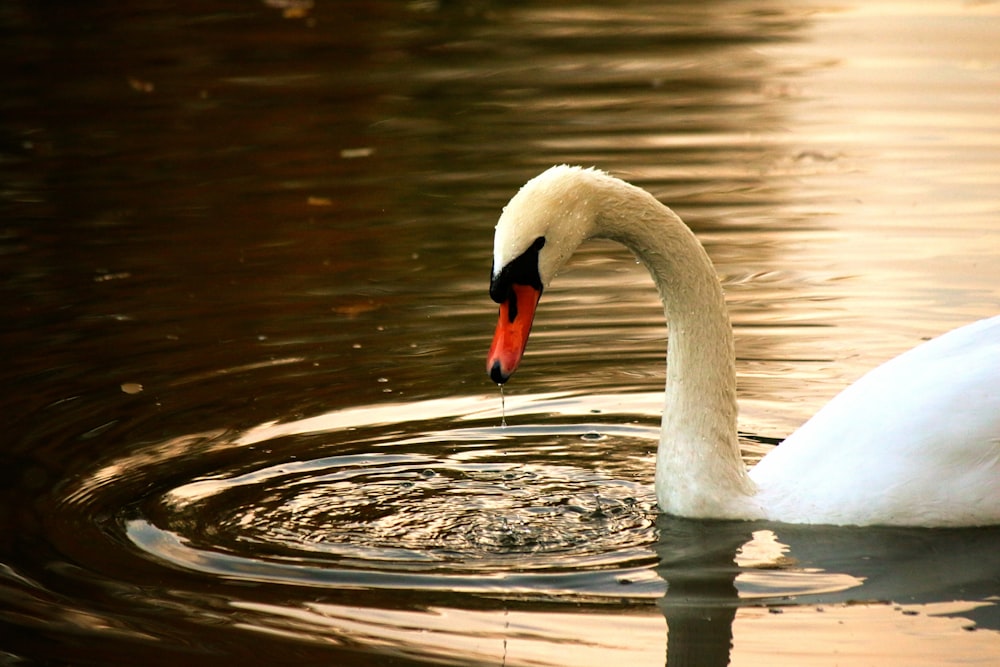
490;236;545;304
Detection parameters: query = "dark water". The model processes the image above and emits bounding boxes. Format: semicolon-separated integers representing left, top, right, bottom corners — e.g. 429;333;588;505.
2;1;999;665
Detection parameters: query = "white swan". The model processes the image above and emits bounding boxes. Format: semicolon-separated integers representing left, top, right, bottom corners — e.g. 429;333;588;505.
486;165;1000;527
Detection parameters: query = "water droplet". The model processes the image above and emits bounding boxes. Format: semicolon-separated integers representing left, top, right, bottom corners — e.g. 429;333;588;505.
591;492;608;519
499;384;507;428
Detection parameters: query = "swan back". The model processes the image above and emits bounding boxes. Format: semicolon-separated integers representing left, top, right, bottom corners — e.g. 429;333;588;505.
751;315;1000;526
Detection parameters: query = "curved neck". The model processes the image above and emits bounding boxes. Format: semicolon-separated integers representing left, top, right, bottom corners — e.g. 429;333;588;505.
591;178;757;518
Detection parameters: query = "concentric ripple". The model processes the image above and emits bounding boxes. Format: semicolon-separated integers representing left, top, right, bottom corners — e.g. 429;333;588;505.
69;392;670;601
154;448;651;568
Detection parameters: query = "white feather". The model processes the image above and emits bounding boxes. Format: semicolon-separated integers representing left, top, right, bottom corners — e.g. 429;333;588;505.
493;165;1000;526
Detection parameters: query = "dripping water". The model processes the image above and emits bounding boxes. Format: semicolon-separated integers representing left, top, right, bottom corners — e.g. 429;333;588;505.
498;383;507;428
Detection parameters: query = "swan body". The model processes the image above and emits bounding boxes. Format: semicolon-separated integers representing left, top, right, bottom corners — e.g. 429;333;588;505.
486;165;1000;527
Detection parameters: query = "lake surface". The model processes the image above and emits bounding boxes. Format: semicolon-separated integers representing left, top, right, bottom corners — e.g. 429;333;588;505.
1;0;999;665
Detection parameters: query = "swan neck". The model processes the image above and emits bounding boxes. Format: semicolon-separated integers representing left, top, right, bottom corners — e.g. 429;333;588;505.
593;181;756;518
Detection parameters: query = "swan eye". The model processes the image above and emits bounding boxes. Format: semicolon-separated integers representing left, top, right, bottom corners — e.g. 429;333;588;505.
490;236;545;304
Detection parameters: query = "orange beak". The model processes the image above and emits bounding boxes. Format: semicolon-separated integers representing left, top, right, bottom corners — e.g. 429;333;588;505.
487;283;542;384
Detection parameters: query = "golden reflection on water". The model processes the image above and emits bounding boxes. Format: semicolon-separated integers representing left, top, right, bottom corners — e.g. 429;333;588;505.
231;601;668;667
732;603;999;667
223;596;996;667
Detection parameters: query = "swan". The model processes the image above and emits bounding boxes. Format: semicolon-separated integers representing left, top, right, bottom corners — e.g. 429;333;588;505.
486;165;1000;527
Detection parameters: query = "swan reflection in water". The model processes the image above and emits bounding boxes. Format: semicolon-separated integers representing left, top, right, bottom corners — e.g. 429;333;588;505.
654;516;1000;666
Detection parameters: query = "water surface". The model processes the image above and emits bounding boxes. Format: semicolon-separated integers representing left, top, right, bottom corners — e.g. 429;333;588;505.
1;0;999;665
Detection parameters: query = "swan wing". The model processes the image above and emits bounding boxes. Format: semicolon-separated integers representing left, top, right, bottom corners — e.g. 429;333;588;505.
750;315;1000;526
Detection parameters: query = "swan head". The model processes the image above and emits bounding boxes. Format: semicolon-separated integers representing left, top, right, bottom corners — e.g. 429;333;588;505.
487;165;603;384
